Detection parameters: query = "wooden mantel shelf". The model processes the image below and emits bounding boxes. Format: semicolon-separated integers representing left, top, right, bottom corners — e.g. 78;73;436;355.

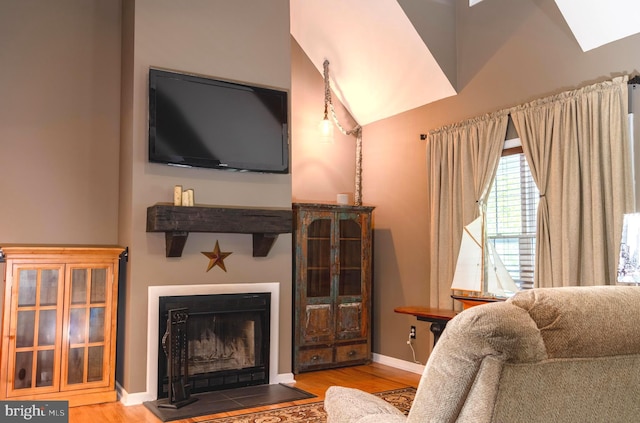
146;203;293;258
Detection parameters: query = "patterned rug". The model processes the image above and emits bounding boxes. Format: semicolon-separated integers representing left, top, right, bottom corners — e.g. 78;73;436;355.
200;386;416;423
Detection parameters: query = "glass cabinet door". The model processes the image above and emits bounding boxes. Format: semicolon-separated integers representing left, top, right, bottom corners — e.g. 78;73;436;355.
7;265;64;396
306;218;332;298
300;217;334;343
61;265;111;390
338;218;363;296
336;215;365;340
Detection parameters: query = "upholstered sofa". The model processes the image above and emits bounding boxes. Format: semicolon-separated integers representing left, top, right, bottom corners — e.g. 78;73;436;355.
324;286;640;422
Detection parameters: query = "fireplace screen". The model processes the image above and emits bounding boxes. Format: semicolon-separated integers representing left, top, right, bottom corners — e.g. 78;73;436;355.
189;314;257;373
157;293;270;398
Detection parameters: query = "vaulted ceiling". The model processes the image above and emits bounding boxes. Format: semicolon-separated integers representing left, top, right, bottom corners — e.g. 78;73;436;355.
290;0;640;126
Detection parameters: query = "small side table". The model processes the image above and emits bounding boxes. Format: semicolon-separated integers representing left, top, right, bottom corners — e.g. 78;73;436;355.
451;294;504;310
394;306;458;346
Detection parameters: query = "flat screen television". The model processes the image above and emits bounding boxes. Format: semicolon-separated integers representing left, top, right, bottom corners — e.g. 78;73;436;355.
148;68;289;173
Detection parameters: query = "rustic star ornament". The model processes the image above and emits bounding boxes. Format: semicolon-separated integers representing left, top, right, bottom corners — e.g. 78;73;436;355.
201;240;232;272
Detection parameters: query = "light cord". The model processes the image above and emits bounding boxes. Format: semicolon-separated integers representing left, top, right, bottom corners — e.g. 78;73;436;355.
323;60;363;206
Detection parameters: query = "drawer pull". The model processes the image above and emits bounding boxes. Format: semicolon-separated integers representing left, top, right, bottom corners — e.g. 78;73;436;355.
348;350;356;357
311;355;320;361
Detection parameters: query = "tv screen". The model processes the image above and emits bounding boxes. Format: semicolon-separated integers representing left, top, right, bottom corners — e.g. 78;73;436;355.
148;68;289;173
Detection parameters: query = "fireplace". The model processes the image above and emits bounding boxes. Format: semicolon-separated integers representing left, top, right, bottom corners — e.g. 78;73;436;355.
144;283;283;403
157;293;270;398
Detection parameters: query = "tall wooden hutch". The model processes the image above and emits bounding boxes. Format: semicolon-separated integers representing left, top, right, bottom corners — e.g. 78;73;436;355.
293;203;374;373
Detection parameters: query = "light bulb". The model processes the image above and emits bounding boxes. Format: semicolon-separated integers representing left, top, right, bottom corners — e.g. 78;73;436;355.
319;116;334;144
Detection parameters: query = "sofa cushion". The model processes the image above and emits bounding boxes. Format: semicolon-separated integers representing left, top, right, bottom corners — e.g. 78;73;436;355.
508;286;640;358
406;300;545;422
492;354;640;422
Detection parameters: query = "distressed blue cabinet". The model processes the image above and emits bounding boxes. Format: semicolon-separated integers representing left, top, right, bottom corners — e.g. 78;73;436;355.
293;203;374;373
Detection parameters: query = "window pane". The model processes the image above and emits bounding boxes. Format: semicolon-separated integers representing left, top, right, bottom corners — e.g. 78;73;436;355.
67;348;85;384
36;350;55;387
69;309;86;344
87;346;104;382
38;309;57;346
17;270;37;307
89;307;105;343
486;152;539;289
71;269;88;304
16;311;35;348
14;351;33;389
40;269;59;306
90;269;107;304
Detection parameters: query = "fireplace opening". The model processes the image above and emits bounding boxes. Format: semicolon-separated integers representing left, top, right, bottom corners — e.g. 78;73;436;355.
157;293;270;399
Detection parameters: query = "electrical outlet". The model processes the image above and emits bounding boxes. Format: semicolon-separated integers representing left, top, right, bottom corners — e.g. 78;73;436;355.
410;326;416;339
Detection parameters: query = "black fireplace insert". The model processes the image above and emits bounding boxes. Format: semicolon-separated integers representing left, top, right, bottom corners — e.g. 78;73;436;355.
157;292;270;399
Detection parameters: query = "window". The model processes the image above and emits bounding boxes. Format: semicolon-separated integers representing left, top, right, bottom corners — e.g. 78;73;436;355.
486;146;539;289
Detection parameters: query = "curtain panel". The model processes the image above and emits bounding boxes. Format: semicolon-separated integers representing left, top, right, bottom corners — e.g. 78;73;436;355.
511;76;634;287
426;111;508;308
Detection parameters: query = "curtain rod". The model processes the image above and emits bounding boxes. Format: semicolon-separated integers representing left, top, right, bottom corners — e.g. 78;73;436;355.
420;75;640;140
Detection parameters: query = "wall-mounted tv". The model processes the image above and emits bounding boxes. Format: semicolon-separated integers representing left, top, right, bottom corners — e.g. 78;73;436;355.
148;68;289;174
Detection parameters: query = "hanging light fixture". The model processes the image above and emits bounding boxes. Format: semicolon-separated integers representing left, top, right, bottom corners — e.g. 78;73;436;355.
319;60;334;143
318;59;363;206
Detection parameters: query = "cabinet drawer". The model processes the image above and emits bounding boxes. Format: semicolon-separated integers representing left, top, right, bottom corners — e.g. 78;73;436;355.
298;347;333;368
336;343;369;363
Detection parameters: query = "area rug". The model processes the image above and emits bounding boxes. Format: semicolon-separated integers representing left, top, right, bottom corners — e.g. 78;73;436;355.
200;386;416;423
144;383;316;422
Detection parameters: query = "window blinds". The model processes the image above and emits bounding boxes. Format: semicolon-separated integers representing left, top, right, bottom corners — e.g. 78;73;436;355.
486;152;539;289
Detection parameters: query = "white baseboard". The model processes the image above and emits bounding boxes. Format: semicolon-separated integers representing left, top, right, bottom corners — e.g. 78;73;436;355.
273;372;296;384
117;381;155;406
372;353;425;375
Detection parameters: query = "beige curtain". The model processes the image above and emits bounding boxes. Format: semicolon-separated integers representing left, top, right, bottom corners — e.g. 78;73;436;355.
427;111;509;308
511;76;634;287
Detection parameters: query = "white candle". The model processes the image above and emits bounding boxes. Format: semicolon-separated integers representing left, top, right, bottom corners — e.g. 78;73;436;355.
186;189;194;206
174;185;183;206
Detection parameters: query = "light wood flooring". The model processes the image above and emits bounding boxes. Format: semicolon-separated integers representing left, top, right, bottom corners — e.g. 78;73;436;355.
68;363;421;423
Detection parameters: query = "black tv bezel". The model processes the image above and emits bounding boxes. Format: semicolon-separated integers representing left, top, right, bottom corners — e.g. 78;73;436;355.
148;68;290;174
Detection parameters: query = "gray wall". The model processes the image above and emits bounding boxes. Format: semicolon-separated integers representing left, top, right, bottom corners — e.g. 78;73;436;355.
118;0;292;394
0;1;121;244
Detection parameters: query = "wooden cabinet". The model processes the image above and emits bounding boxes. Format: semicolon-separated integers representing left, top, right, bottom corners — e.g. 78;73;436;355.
0;246;124;406
293;203;374;373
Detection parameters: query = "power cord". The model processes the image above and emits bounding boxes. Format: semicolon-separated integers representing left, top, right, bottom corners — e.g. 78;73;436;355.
406;332;422;365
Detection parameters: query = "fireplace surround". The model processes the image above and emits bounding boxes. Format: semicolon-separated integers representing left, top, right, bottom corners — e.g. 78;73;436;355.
146;283;282;401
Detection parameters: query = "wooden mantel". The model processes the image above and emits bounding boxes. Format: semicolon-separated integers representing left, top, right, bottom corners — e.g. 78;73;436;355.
146;203;293;258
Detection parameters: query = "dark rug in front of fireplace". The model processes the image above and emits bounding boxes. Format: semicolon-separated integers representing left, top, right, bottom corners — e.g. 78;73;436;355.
143;383;316;422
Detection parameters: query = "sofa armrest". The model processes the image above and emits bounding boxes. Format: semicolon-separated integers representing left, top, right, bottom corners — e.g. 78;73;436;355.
324;386;407;423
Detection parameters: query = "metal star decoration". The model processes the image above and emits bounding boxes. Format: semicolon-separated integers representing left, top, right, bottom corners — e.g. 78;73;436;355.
201;240;232;272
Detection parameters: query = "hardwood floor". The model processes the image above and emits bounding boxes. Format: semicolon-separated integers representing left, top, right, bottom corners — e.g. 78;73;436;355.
68;363;421;423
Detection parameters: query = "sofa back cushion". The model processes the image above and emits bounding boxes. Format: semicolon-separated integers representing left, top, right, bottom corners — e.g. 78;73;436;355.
408;286;640;423
490;354;640;422
508;286;640;358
